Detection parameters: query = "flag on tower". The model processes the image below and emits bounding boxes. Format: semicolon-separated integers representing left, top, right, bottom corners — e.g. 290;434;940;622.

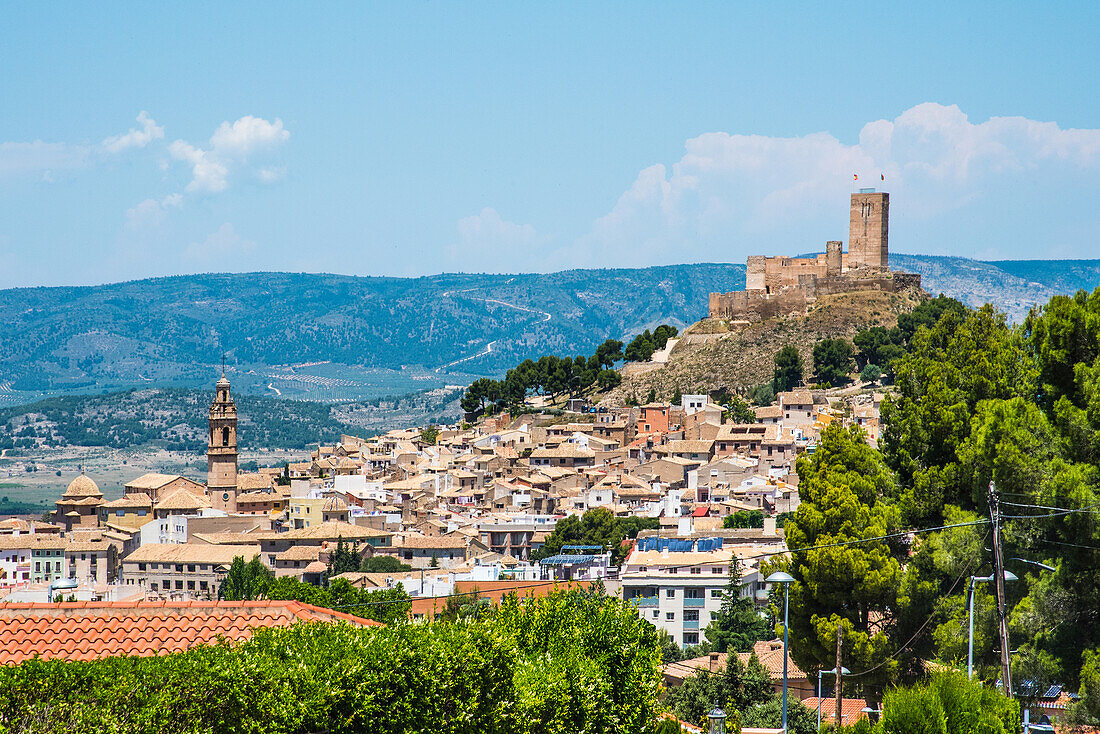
853;173;858;181
881;173;885;181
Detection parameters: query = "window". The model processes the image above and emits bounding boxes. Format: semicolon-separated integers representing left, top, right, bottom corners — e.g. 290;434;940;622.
187;565;196;573
138;563;147;572
669;567;677;574
685;588;704;599
175;565;183;573
712;567;723;574
175;580;183;589
222;426;230;446
116;510;125;517
683;632;699;645
34;562;40;573
187;581;195;590
690;567;701;574
666;589;676;598
652;610;659;618
665;612;675;621
138;510;147;516
710;589;723;598
684;610;699;621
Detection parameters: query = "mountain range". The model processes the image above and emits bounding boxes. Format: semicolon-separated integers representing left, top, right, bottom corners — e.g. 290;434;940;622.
1;256;1099;408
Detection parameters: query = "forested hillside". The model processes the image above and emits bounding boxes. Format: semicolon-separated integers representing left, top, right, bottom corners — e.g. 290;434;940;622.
2;257;1099;408
766;284;1100;715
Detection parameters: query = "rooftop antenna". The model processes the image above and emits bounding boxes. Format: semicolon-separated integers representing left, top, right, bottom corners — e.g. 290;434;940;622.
221;353;227;377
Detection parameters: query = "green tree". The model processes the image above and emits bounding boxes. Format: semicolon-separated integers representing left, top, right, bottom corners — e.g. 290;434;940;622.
359;555;413;573
881;305;1037;524
723;395;757;424
853;326;905;370
705;557;771;653
812;338;855;386
770;424;903;691
722;510;764;529
624;331;656;362
878;669;1018;734
218;555;273;601
859;363;882;384
772;345;804;393
419;425;440;445
597;369;622;390
324;537;363;584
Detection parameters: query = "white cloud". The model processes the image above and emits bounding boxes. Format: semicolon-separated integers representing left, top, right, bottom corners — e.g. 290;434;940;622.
102;111;164;153
184;222;256;263
458;207;540;248
572;103;1100;265
169;116;289;193
209;116;289;158
0;141;91;181
124;193;182;230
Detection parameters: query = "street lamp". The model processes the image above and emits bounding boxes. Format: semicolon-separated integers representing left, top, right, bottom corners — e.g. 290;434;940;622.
1010;558;1056;573
766;570;796;733
817;666;850;731
707;705;727;734
48;576;78;603
967;570;1017;679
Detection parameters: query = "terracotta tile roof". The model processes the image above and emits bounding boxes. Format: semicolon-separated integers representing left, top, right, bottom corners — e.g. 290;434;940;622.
155;487;211;511
236;473;275;491
124;473;184;490
800;698;869;725
101;493;153;509
737;639;808;680
0;534;67;551
275;545;322;562
259;521;391;542
0;600;379;665
122;543;260;565
236;490;283;503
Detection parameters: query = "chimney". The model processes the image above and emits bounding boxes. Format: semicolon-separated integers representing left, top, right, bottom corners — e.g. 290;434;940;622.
709;652;720;672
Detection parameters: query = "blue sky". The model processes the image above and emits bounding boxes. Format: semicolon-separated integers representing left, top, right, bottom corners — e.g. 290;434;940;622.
2;2;1099;288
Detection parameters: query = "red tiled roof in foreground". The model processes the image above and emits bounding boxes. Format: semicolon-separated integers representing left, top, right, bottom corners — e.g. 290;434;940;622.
801;698;870;726
0;600;379;665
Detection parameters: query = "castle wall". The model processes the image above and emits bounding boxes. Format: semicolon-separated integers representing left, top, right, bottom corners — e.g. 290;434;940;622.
708;191;915;322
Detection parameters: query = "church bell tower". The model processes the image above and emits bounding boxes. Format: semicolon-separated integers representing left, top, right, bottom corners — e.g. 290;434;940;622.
207;373;239;513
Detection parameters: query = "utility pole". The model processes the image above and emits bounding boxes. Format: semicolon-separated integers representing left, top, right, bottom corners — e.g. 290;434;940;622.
989;481;1013;697
835;623;844;727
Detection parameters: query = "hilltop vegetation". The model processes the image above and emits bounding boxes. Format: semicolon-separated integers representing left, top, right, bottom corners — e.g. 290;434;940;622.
612;287;926;402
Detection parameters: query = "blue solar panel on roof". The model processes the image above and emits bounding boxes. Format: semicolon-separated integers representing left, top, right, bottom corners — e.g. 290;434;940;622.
1042;684;1063;699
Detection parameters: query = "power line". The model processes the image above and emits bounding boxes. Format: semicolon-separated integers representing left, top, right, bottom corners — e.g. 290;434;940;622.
1001;502;1100;520
846;529;989;679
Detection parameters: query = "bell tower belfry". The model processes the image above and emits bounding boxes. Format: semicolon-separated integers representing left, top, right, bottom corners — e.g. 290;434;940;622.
207;373;239;513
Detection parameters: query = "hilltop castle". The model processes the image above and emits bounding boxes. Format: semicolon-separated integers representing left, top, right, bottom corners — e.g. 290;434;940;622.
708;190;921;321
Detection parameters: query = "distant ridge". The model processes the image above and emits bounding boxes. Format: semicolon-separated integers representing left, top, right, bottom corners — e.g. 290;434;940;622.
1;257;1098;406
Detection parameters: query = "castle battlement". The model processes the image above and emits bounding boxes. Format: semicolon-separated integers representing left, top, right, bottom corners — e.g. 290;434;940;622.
709;191;921;321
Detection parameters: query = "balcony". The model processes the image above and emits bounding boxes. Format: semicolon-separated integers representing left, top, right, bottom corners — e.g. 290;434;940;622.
629;595;659;607
683;597;706;608
682;620;700;630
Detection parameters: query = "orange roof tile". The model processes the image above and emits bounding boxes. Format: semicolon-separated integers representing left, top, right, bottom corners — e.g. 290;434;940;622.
800;698;869;725
0;600;379;665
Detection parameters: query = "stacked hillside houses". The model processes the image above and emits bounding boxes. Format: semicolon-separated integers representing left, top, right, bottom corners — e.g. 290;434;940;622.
1;371;888;648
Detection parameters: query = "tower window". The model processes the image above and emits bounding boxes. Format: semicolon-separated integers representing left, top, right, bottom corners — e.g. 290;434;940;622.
222;427;230;446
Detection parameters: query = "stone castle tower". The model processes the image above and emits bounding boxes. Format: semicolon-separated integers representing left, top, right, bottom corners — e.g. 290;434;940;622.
207;374;239;513
848;190;889;270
